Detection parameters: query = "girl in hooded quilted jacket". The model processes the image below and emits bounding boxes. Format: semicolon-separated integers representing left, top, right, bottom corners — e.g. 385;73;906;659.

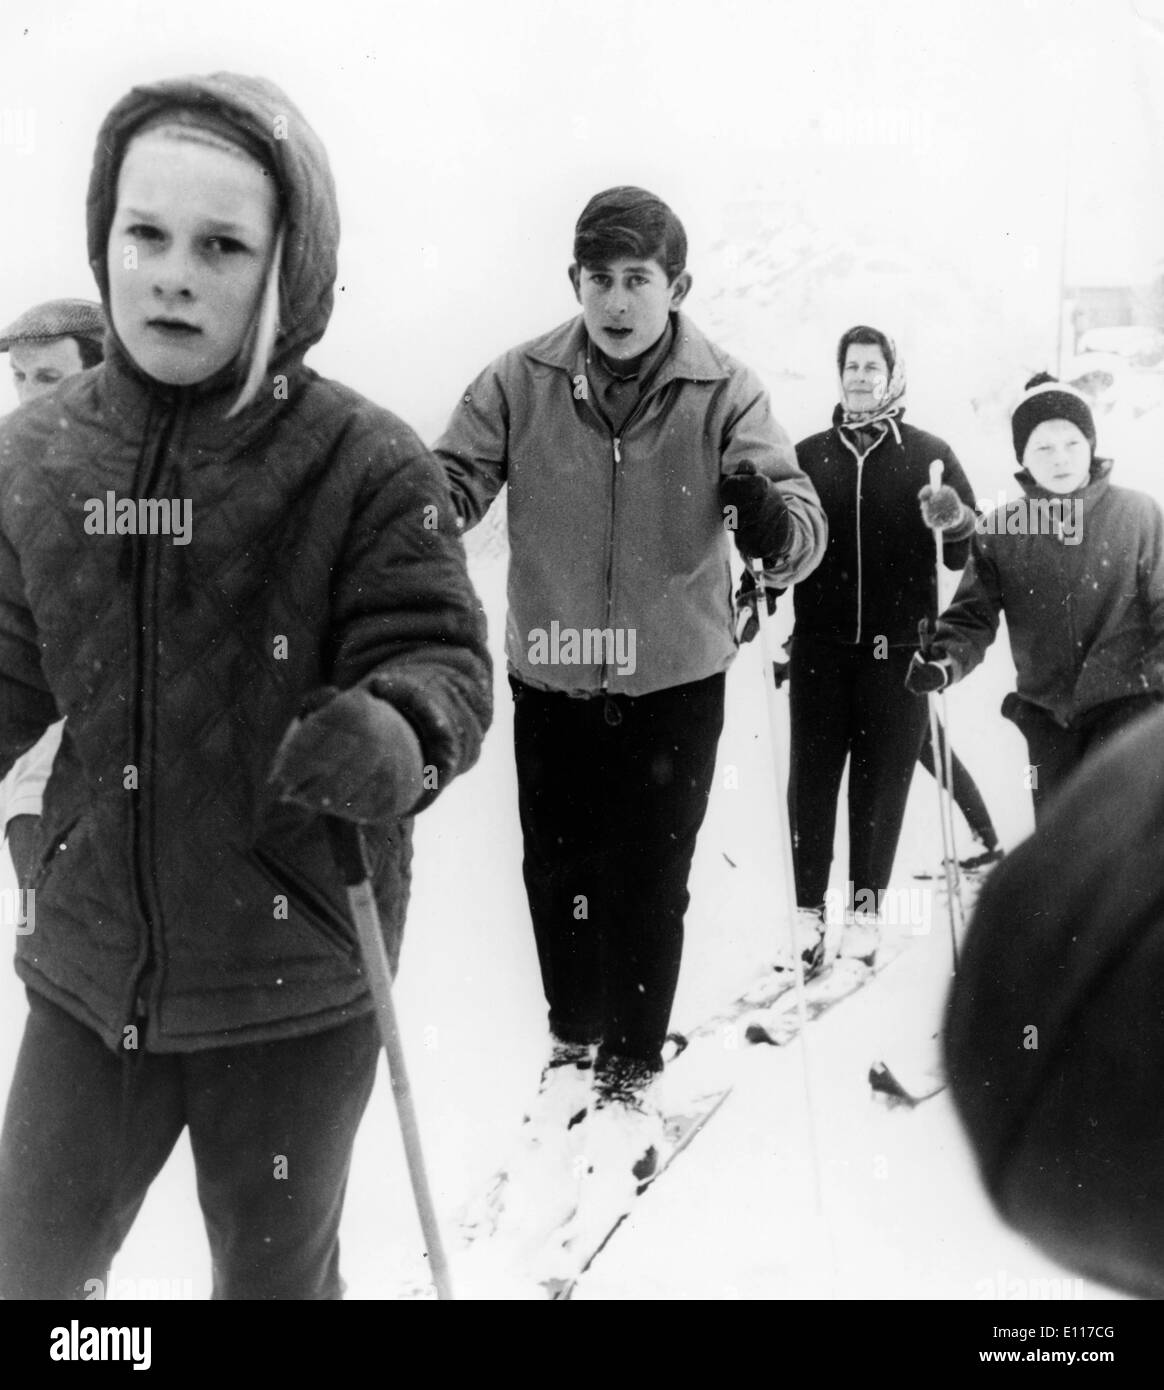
0;75;491;1300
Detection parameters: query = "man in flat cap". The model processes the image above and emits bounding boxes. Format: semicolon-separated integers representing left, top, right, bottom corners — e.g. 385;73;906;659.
0;299;104;883
0;297;105;405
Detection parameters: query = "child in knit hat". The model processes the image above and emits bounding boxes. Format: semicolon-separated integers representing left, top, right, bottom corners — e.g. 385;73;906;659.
0;74;491;1300
907;373;1164;819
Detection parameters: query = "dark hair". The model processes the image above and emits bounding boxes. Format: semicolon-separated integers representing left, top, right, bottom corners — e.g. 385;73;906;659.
74;336;105;370
573;186;687;282
837;325;895;377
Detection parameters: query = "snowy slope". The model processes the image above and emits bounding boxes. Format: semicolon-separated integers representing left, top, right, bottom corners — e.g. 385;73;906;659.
0;542;1127;1302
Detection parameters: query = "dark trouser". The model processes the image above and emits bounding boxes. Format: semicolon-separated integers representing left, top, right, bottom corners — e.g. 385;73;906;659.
917;718;998;849
1005;692;1164;822
512;672;725;1070
0;989;379;1300
788;636;929;909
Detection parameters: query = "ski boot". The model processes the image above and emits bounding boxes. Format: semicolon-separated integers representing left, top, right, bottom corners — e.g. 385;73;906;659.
838;908;880;966
772;905;828;981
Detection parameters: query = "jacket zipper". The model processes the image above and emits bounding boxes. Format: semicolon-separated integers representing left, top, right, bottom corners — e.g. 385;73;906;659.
126;400;181;1038
836;425;884;646
573;347;676;692
601;434;622;691
854;456;866;645
599;394;660;691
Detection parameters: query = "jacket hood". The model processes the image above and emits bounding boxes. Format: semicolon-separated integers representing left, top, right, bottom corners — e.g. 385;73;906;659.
86;73;339;390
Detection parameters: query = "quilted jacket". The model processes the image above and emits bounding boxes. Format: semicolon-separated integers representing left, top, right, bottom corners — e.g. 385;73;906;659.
0;73;492;1052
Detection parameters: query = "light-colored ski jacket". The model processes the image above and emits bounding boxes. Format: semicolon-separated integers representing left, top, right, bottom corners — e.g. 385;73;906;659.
436;312;826;697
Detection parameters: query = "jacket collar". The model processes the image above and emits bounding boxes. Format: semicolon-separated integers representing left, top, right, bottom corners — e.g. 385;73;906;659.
524;311;731;386
832;401;907;431
94;335;302;459
1014;456;1113;507
833;403;905;462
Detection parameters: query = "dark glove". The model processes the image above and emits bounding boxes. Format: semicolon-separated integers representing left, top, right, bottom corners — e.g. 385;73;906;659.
267;686;426;825
905;654;951;694
721;462;792;561
733;566;784;643
906;617;952;692
919;482;970;534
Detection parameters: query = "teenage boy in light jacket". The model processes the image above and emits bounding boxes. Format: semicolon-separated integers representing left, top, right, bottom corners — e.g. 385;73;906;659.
435;186;825;1201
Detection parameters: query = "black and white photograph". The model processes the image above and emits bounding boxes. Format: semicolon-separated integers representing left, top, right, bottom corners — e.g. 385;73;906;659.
0;0;1162;1349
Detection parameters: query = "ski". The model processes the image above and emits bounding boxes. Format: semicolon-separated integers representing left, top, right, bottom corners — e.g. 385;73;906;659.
740;932;914;1049
868;1059;946;1107
665;968;798;1051
541;1087;732;1301
913;854;1002;904
394;1056;730;1299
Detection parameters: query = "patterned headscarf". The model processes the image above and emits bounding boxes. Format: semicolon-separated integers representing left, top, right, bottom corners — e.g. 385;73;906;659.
837;325;907;444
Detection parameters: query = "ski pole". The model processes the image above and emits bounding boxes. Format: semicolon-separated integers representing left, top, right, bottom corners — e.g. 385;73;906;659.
927;460;963;969
749;559;827;1215
750;563;810;994
325;815;455;1301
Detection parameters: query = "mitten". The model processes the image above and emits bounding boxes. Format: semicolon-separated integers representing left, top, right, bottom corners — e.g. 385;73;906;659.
919;482;974;537
268;686;426;825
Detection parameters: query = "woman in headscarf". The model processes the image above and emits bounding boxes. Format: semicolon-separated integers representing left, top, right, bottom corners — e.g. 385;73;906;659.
785;326;978;970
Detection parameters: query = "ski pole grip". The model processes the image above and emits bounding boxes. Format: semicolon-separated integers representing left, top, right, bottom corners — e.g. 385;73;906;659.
929;459;943;490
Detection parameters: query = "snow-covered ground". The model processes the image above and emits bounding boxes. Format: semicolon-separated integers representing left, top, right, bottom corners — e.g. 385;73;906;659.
0;541;1127;1303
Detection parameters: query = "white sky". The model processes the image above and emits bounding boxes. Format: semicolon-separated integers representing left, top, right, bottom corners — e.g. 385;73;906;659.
0;0;1161;433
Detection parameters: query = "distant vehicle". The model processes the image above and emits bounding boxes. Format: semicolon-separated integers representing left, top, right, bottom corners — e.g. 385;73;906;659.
1060;343;1164;507
1062;351;1124;403
1066;332;1164;419
1076;325;1164;370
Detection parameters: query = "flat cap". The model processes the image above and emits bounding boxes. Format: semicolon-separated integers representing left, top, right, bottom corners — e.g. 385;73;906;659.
0;298;106;352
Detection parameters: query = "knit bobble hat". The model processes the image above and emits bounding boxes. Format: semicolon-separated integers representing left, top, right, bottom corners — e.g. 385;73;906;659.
1011;372;1096;462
